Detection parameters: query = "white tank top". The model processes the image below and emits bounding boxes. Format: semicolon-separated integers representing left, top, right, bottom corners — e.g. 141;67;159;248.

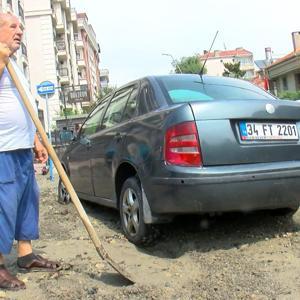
0;61;36;152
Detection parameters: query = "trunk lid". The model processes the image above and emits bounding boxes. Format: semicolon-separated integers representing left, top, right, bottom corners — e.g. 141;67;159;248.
189;99;300;166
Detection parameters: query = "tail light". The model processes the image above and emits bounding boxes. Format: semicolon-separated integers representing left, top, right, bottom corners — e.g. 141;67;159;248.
164;121;202;167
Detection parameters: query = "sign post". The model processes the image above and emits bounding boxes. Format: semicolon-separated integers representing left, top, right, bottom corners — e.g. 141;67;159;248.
36;81;55;182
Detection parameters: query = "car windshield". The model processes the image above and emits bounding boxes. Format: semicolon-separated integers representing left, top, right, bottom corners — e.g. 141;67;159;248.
157;77;276;103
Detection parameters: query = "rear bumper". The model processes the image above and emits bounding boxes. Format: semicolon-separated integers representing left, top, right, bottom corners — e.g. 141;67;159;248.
145;161;300;214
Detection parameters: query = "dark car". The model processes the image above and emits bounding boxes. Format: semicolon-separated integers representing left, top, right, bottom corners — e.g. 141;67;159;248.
59;74;300;245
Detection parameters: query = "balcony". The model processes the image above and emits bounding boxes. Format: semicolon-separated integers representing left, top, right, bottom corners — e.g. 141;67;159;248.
76;54;86;69
71;8;77;22
79;78;88;85
52;11;57;25
66;0;70;9
56;23;65;34
58;68;69;84
53;0;67;8
77;18;84;30
56;40;67;59
74;34;83;48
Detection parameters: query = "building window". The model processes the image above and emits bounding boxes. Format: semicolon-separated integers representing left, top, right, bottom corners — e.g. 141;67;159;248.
238;57;253;66
282;77;288;91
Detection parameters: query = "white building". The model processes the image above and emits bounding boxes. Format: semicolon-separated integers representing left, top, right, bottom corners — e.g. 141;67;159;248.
199;48;255;79
24;0;101;130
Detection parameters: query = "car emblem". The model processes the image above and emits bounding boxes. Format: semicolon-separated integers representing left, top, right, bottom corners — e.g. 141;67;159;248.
266;104;275;114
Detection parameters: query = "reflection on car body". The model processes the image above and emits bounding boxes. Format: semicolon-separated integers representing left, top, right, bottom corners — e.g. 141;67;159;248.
59;74;300;245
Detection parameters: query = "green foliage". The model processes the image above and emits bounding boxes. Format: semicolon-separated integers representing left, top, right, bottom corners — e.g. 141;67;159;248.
60;107;75;117
82;102;98;114
223;61;246;78
98;86;116;101
278;91;300;100
79;86;117;115
81;106;93;114
59;107;80;117
174;55;206;74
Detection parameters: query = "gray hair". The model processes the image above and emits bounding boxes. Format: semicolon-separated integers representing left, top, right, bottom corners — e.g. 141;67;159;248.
0;12;16;27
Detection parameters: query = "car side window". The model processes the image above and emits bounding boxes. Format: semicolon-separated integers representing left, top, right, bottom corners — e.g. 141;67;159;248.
138;83;157;115
80;97;109;137
102;87;133;129
122;86;139;122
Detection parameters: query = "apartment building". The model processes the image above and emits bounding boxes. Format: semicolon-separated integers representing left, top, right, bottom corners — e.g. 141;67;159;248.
199;48;255;79
23;0;101;130
0;0;30;82
76;13;101;103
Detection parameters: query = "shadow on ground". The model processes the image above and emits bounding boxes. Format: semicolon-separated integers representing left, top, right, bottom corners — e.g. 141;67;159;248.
74;200;300;260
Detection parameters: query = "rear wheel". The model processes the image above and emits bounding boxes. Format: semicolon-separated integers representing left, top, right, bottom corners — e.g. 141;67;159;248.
58;178;71;204
119;177;158;245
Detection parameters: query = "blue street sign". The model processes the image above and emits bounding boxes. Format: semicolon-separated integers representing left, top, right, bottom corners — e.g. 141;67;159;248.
36;81;55;96
36;80;55;182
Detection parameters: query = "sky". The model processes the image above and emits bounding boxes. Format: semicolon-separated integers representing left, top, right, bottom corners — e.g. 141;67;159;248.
71;0;300;87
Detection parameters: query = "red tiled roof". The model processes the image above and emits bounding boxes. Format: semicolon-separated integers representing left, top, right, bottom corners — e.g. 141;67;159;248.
199;48;252;60
267;48;300;68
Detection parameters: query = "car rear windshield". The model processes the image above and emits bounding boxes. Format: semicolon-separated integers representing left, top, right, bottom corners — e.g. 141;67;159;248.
157;77;276;103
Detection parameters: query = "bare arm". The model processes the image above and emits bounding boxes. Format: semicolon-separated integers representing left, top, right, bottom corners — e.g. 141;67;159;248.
33;133;48;163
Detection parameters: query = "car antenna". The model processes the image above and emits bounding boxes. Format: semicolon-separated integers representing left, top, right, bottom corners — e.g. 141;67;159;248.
199;30;219;80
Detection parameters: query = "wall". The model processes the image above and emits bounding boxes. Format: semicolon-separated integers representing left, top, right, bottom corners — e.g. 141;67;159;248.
24;0;59;132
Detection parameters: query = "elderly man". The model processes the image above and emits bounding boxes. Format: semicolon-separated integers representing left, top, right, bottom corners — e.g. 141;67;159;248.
0;13;59;290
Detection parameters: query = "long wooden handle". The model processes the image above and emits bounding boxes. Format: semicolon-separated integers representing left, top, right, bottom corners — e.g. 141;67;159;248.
7;60;134;283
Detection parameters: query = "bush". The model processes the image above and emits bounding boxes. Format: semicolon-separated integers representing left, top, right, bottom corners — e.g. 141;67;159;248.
278;91;300;100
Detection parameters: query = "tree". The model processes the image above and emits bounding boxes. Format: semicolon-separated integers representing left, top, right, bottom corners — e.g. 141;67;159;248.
223;61;246;78
81;86;117;115
98;86;116;101
173;55;206;74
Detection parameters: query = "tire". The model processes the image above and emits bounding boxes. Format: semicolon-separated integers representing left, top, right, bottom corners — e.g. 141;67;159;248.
58;178;71;204
119;176;159;245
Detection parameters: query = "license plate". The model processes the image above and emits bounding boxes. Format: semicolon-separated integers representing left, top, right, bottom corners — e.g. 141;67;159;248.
239;122;299;141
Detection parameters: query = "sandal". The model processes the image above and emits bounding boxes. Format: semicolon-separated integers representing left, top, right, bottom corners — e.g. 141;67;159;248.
0;265;26;290
17;253;61;273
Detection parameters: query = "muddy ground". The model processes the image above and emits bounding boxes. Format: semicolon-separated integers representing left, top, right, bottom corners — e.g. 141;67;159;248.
2;173;300;300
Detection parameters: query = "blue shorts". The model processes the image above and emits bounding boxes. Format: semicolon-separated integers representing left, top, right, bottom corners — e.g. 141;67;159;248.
0;149;39;254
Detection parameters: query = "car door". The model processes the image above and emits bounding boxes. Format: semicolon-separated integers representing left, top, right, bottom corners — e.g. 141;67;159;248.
68;97;109;195
90;86;136;200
